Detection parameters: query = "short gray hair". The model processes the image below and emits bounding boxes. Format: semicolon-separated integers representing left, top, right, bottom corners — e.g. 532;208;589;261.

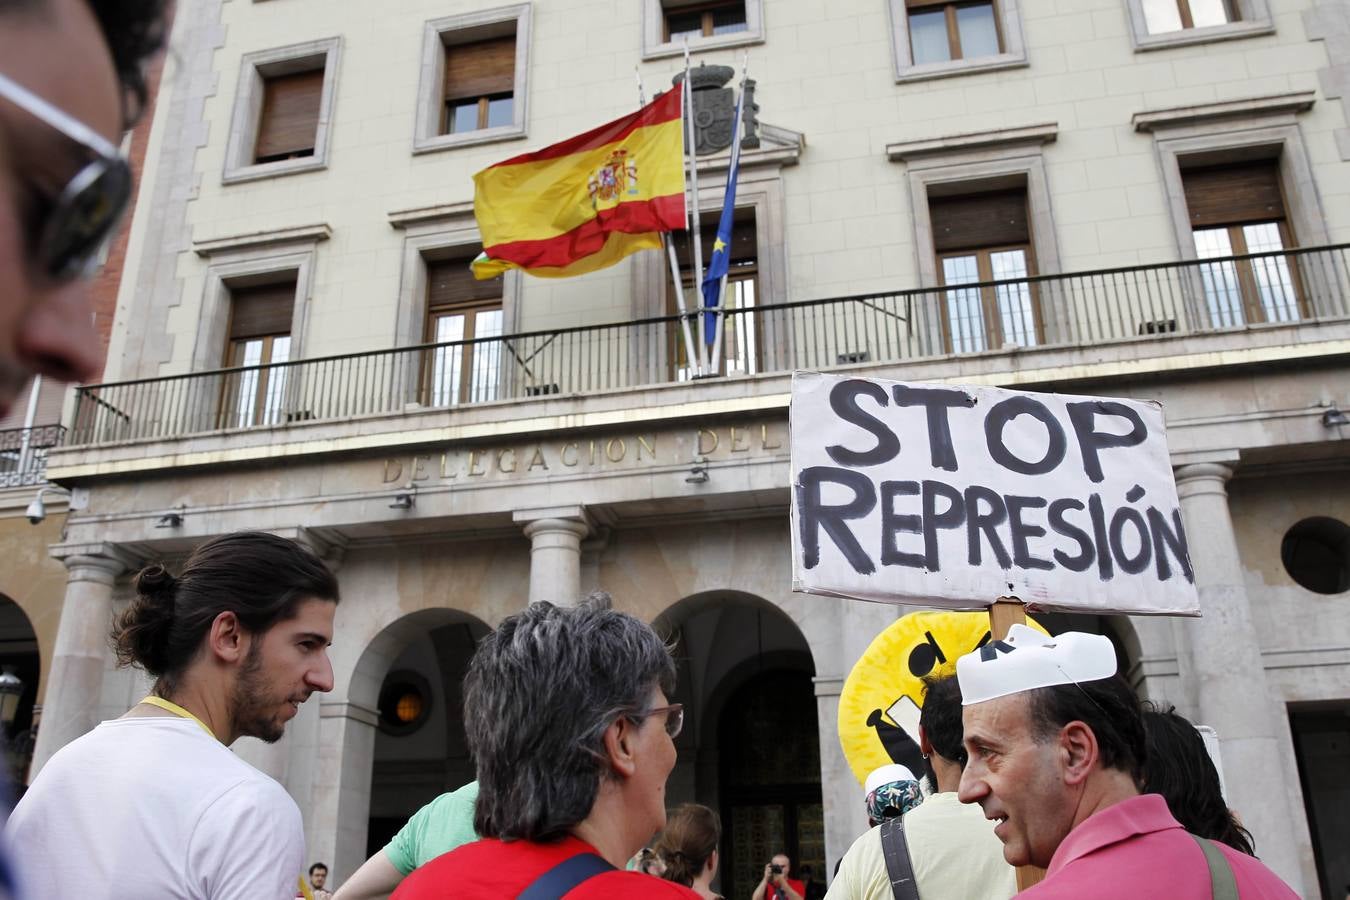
466;595;676;841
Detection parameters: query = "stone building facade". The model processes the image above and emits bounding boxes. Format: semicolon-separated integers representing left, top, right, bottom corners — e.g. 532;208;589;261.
30;0;1350;896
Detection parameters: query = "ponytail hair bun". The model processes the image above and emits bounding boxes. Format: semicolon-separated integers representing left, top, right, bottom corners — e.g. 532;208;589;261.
111;563;179;675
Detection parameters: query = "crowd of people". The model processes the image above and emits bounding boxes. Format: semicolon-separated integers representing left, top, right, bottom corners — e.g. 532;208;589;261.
0;1;1317;898
0;522;1302;898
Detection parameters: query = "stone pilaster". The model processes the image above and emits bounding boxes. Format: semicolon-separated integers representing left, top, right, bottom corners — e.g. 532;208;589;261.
1173;460;1305;893
30;544;137;777
513;506;592;607
309;699;379;883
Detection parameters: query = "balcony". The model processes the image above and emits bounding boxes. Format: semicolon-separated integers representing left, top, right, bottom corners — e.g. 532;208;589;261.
68;244;1350;448
0;425;66;487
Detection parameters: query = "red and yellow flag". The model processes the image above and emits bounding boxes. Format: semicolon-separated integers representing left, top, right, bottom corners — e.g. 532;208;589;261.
471;84;686;279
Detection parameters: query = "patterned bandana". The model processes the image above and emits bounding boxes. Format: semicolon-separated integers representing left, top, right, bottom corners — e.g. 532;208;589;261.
865;778;923;821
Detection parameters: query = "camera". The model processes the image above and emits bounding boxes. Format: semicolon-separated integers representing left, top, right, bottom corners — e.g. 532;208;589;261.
770;864;782;875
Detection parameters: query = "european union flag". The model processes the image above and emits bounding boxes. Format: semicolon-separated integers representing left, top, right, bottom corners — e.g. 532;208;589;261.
700;87;745;347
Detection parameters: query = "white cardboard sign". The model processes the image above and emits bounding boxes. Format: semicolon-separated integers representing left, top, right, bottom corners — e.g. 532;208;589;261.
790;372;1200;616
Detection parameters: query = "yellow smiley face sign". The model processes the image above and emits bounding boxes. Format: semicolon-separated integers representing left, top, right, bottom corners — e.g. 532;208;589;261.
838;610;1049;785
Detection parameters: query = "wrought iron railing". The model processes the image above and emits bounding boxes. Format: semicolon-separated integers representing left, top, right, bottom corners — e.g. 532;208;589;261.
68;244;1350;446
0;424;66;486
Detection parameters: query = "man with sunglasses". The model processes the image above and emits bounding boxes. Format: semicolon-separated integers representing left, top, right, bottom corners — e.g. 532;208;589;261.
0;0;168;419
392;595;699;899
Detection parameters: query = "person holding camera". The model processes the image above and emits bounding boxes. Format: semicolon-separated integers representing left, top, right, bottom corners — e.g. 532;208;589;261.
752;854;804;900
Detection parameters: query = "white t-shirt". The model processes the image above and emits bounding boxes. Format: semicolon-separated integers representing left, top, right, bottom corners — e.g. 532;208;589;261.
826;792;1016;900
6;716;304;900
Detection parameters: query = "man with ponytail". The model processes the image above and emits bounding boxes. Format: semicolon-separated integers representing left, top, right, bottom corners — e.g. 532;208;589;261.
6;531;339;899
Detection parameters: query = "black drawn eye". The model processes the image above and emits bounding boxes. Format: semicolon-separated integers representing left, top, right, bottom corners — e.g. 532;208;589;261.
907;630;947;677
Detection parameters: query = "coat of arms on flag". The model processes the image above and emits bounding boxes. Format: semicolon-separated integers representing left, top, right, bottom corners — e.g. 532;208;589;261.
471;84;686;280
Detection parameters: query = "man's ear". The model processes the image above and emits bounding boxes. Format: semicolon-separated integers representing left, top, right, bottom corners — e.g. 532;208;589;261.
207;610;248;665
601;715;638;778
1060;721;1099;786
917;724;934;758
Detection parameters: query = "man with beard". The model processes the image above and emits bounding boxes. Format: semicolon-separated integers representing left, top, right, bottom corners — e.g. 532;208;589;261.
7;532;339;899
0;0;169;419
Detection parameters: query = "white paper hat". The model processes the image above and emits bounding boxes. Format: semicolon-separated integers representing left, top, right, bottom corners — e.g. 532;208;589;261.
864;764;916;796
956;624;1117;706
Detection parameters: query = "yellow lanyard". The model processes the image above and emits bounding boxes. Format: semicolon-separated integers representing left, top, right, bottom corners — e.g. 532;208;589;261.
139;695;216;740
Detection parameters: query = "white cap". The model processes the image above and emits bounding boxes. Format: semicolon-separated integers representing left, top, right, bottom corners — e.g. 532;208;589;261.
864;764;916;796
956;624;1117;706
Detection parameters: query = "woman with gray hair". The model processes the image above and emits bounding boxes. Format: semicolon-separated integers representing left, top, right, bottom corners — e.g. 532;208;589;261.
392;597;699;899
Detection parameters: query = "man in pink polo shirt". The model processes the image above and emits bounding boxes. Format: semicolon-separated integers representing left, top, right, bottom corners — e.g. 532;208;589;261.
954;625;1296;899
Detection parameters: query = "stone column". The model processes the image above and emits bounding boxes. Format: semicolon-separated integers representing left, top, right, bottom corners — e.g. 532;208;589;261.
1173;461;1304;893
30;545;134;777
308;699;379;884
814;675;864;880
513;506;591;607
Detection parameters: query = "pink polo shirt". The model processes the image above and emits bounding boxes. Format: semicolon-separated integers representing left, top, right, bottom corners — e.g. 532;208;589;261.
1021;794;1296;899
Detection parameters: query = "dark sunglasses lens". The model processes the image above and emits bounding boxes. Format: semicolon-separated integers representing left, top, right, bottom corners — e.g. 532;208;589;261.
41;156;131;279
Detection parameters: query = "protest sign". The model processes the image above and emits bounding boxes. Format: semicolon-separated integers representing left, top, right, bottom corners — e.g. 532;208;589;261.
790;372;1200;616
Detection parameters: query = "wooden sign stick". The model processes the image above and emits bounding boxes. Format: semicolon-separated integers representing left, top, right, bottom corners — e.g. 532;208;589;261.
989;597;1047;893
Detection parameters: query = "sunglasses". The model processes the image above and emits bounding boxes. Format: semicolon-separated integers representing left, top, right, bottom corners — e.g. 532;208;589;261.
631;702;684;739
0;72;132;280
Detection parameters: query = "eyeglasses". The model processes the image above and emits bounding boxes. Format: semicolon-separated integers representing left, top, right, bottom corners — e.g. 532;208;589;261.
631;703;684;739
0;72;132;280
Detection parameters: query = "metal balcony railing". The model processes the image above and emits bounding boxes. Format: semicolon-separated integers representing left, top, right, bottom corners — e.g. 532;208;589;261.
68;244;1350;447
0;424;66;486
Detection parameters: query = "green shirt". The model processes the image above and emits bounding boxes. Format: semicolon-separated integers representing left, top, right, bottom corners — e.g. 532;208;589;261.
383;781;480;875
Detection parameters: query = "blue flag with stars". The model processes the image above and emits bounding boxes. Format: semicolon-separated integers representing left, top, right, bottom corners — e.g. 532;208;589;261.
700;86;746;347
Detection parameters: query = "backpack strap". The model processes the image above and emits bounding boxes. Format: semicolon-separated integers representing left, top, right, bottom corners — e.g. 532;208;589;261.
879;817;921;900
518;852;615;900
1190;834;1239;900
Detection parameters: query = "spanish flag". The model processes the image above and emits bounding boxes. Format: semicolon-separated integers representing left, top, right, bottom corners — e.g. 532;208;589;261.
471;84;686;279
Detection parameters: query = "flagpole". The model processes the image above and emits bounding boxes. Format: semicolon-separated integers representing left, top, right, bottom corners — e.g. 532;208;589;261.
709;53;749;376
682;44;709;375
637;67;700;379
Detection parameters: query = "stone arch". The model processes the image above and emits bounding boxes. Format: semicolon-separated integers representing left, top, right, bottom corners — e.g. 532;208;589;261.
0;593;40;784
652;590;820;897
313;604;491;882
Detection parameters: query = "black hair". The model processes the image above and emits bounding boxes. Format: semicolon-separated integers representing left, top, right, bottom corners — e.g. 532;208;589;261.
308;863;327;875
0;0;169;124
1142;704;1255;856
1027;675;1147;784
112;532;339;695
919;674;968;768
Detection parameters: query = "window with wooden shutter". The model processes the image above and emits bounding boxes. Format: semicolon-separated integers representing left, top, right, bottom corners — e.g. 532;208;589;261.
669;211;760;377
442;35;515;135
254;69;324;164
906;0;1003;64
0;377;67;430
663;0;749;42
423;257;504;406
1181;159;1303;326
1181;160;1285;228
930;189;1028;253
929;187;1040;353
223;279;297;428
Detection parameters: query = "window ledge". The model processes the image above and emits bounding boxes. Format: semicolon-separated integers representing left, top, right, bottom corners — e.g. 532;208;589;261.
412;124;528;155
642;30;764;61
223;156;327;185
193;223;332;258
1132;20;1274;52
894;52;1028;84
